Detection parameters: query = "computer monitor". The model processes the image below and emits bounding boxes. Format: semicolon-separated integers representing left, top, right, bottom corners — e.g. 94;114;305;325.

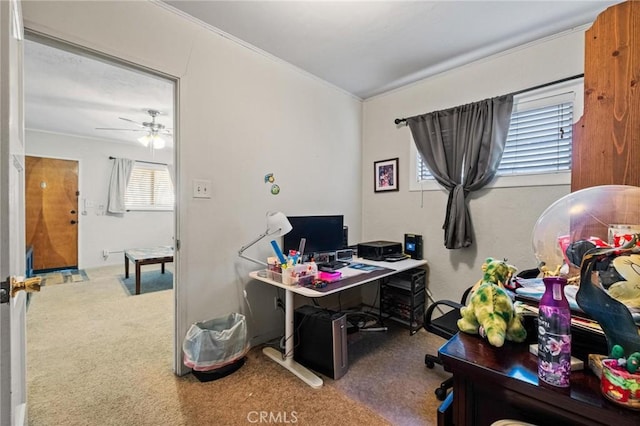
283;215;344;259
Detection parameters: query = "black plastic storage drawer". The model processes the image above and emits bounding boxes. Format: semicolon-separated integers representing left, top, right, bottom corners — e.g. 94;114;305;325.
385;268;426;293
380;267;427;335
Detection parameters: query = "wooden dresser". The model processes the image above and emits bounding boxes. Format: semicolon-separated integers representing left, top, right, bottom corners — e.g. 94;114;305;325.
439;333;638;426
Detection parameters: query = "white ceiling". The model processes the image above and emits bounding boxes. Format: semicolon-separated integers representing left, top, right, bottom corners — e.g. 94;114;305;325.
24;0;618;145
163;0;618;99
24;38;175;147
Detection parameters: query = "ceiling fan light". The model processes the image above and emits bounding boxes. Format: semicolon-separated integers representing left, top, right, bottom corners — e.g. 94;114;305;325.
152;135;166;149
137;135;150;147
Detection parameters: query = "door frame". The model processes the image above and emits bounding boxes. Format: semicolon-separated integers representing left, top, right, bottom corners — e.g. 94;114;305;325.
1;0;28;424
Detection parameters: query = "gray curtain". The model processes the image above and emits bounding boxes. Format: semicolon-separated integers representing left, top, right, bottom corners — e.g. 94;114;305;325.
407;95;513;249
107;157;134;214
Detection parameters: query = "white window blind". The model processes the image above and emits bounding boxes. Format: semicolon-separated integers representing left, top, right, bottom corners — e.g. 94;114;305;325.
416;90;575;181
125;162;174;210
417;154;433;181
498;101;573;175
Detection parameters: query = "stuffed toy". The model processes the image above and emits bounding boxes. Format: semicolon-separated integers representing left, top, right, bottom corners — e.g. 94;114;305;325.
457;257;527;347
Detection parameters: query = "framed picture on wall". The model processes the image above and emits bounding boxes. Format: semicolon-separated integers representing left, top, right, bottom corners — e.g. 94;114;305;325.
374;158;399;192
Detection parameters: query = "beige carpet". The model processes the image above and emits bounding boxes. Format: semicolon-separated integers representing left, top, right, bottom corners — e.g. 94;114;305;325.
26;265;448;425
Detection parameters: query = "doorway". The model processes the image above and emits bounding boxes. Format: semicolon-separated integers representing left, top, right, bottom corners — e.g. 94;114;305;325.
23;33;179;421
25;156;79;272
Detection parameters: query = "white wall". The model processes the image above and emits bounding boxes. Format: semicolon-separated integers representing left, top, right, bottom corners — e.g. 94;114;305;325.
362;31;585;303
26;130;174;269
22;0;363;372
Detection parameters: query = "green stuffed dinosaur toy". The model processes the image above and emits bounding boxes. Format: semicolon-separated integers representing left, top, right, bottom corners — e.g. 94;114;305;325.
457;257;527;347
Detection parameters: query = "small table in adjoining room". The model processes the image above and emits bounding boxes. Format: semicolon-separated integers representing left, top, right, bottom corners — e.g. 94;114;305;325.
124;246;174;295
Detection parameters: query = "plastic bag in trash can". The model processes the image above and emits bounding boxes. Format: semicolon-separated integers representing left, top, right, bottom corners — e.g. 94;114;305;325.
183;312;249;371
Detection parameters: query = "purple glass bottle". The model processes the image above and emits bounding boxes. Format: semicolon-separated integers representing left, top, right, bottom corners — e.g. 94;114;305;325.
538;276;572;387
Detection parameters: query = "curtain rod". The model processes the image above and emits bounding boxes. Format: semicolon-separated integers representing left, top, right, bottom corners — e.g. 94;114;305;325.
109;156;167;166
393;73;584;125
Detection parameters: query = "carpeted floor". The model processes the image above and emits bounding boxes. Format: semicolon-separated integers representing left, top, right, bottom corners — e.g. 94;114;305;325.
330;324;447;425
26;264;448;425
119;269;173;296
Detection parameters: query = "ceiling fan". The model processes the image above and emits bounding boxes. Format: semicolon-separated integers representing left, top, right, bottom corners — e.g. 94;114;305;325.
96;109;172;149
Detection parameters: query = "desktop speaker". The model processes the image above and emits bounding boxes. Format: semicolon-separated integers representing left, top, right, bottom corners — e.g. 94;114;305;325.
404;234;423;260
293;305;349;380
343;226;349;248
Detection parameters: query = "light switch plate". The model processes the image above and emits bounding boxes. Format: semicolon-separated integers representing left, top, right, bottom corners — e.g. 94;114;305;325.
193;179;212;198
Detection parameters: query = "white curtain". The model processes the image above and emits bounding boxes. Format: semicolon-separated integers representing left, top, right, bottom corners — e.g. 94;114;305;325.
166;162;175;191
107;157;134;214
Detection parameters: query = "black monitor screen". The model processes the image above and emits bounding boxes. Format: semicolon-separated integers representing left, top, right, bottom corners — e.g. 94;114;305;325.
283;215;344;257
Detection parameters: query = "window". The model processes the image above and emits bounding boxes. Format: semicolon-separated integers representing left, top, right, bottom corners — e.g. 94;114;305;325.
498;101;572;175
410;78;583;190
125;162;174;210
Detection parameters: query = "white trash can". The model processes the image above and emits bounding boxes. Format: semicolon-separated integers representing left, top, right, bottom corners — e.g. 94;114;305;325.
182;312;249;381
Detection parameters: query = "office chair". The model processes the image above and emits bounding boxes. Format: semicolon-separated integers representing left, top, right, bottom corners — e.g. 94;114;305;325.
423;286;472;401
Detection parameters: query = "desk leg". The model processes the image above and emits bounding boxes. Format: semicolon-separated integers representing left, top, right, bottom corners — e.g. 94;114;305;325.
262;289;323;388
135;261;141;295
125;254;129;278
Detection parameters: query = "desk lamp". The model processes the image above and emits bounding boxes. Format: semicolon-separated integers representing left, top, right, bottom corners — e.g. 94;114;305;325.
238;211;292;267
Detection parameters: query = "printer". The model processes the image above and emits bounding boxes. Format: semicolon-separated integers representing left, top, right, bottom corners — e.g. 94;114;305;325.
357;240;403;261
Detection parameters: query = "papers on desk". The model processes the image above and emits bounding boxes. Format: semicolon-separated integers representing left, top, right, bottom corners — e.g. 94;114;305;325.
336;263;384;280
519;303;604;335
348;263;384;272
515;278;581;310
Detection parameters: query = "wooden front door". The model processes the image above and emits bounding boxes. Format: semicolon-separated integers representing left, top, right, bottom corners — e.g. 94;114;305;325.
25;156;79;271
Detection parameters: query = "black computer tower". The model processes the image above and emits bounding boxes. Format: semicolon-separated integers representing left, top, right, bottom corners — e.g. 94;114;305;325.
293;305;349;379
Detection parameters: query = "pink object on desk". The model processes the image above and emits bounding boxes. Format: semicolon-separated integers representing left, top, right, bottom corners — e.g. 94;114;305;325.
318;271;341;282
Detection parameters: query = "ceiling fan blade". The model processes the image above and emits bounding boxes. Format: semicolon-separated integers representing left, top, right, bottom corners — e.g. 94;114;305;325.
118;117;145;127
95;127;147;132
99;111;172;137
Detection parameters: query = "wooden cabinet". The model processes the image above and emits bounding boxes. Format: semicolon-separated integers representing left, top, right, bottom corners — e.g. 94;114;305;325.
572;1;640;191
439;333;638;426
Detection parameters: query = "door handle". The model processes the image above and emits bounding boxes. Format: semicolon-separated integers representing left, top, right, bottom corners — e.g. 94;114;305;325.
70;220;77;225
1;276;42;302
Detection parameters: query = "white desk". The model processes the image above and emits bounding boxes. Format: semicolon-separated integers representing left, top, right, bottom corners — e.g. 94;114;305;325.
249;257;428;388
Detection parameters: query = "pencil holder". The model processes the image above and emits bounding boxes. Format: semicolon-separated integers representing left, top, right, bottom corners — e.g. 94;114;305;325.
279;264;317;286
